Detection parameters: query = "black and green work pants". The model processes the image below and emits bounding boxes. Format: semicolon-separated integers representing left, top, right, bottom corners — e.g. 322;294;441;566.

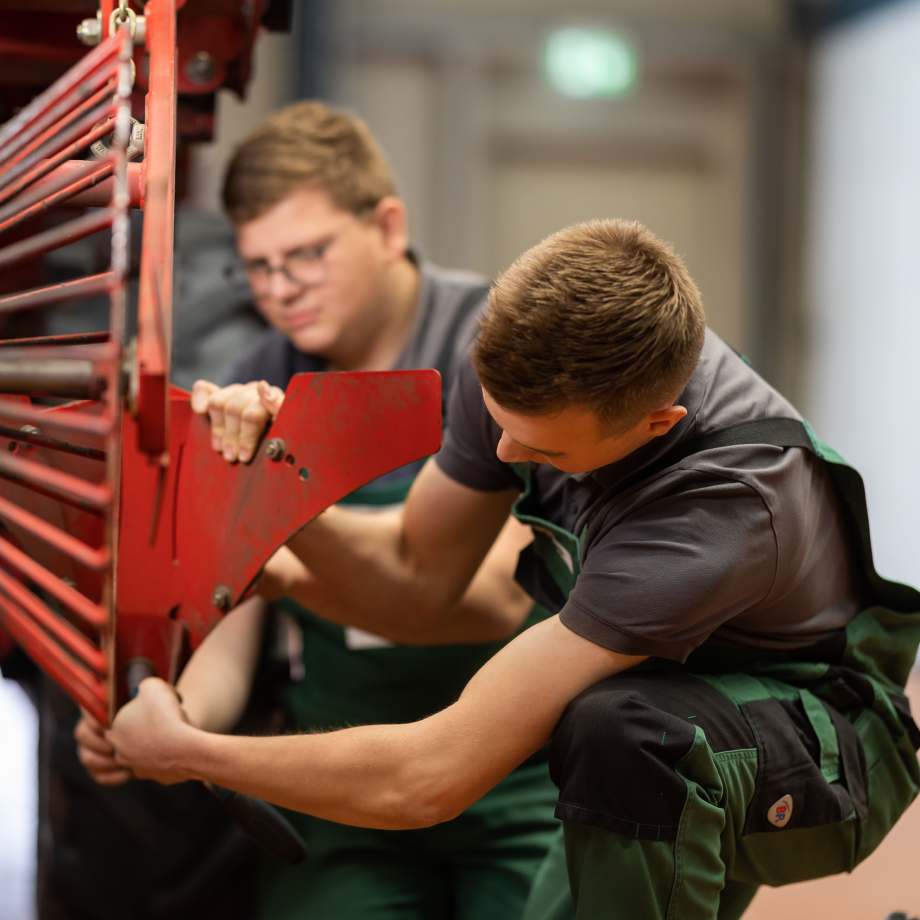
522;666;920;920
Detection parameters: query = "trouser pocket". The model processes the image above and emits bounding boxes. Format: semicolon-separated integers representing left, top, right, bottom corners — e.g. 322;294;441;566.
739;690;867;845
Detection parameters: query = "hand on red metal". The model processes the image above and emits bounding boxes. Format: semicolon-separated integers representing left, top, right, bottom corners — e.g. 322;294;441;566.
191;378;285;463
105;676;196;786
74;707;133;786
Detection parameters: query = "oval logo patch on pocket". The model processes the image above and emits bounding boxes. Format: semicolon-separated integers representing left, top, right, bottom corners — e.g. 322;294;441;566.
768;794;794;828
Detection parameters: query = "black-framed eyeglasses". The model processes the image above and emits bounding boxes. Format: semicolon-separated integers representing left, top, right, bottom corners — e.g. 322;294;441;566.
223;211;367;299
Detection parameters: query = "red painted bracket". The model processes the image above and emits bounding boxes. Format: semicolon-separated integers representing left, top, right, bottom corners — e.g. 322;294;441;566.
115;369;441;691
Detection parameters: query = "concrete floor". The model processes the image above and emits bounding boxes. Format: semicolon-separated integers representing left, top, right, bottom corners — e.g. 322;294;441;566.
745;672;920;920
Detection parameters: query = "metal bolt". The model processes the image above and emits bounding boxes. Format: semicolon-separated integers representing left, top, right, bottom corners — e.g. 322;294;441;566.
20;425;40;436
76;15;102;46
211;585;233;610
186;51;218;85
264;438;285;460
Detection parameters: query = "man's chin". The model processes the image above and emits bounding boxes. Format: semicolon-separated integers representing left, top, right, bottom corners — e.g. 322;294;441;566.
288;325;335;356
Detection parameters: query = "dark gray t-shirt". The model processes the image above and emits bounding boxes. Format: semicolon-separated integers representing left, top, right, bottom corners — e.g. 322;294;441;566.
436;330;861;661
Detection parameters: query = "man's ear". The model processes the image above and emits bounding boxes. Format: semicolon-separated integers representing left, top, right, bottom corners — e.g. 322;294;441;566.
372;196;409;261
645;404;687;438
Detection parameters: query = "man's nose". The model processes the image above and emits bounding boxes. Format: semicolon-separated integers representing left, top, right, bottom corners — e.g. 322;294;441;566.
495;432;532;463
268;267;302;301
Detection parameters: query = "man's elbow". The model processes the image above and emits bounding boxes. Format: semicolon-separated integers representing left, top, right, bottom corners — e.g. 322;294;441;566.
377;774;469;829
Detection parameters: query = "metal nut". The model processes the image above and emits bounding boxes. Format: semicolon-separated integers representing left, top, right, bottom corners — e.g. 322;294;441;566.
76;15;102;46
264;438;285;460
211;585;233;611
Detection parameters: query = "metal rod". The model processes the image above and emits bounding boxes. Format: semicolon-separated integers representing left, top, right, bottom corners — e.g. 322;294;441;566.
0;397;112;437
0;274;113;316
0;567;106;674
0;534;106;627
0;424;106;461
0;451;111;513
0;592;108;724
0;492;110;568
0;164;114;238
0;332;110;349
0;32;121;156
0;107;118;206
0;210;113;273
0;69;119;176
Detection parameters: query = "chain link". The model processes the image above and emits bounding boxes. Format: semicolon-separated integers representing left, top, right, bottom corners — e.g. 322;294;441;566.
109;0;138;38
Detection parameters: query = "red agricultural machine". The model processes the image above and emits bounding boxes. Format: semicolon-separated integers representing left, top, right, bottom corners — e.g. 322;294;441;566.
0;0;440;738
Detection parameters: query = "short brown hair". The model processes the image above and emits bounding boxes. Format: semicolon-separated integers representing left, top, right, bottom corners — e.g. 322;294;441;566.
473;219;706;431
222;101;397;224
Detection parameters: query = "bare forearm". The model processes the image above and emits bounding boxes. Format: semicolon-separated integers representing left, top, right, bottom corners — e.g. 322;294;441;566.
176;596;265;733
110;617;645;829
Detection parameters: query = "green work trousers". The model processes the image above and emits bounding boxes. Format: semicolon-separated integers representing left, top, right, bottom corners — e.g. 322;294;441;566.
259;759;560;920
521;664;920;920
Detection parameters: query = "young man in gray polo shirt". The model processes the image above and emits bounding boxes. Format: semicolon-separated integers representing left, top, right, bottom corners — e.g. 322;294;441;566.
94;218;920;919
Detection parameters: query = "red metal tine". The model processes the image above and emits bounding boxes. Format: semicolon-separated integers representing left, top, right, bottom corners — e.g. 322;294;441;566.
0;452;111;513
0;535;106;628
0;108;118;206
0;274;115;317
0;31;122;156
0;567;106;674
0;333;110;349
0;163;115;237
0;592;108;722
0;69;119;174
0;210;113;273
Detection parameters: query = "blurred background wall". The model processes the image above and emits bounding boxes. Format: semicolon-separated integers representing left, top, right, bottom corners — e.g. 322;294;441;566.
184;0;810;394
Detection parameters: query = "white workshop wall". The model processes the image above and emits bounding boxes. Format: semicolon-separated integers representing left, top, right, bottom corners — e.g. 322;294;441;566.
805;0;920;590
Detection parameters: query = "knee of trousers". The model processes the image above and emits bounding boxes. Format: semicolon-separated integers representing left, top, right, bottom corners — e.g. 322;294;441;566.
549;672;752;842
549;676;701;841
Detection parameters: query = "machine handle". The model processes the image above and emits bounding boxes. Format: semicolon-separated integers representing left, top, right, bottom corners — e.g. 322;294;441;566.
204;782;308;865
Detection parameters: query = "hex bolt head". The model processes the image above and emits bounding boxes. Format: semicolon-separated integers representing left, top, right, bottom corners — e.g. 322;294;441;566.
211;585;233;610
264;438;285;460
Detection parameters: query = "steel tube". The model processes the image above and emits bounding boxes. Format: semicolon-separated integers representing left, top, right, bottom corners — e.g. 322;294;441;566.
0;359;106;400
0;274;113;316
0;567;106;674
0;398;111;437
0;592;108;723
0;210;113;273
0;164;114;237
0;534;106;627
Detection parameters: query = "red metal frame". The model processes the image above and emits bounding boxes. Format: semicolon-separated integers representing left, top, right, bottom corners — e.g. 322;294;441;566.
0;3;443;725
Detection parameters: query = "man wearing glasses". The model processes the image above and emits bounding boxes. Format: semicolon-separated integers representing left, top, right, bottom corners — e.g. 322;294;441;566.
76;101;559;920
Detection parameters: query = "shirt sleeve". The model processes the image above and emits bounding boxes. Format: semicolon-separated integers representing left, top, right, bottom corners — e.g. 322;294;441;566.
434;355;521;492
560;477;777;662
